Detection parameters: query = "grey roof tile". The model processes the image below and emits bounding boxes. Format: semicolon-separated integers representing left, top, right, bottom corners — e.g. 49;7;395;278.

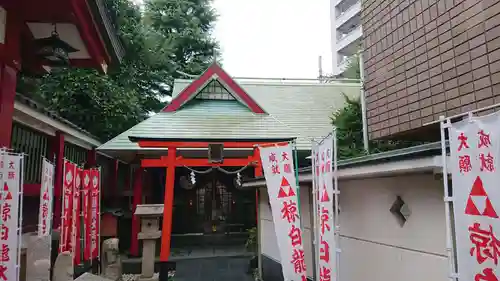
98;79;361;155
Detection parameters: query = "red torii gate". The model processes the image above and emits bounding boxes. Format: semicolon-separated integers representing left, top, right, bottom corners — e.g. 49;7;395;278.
133;138;269;261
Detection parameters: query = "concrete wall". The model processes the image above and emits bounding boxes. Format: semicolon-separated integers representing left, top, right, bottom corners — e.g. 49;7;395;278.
259;173;449;281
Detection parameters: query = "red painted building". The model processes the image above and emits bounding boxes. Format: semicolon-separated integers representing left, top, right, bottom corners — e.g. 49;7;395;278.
0;0;124;231
98;62;360;266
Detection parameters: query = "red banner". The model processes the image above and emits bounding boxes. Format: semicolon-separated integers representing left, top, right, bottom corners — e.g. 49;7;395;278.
90;168;100;259
60;160;75;253
72;167;82;264
82;169;91;261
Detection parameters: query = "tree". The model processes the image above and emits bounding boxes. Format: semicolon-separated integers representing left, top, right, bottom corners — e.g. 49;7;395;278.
331;94;427;159
342;55;360;80
18;0;220;141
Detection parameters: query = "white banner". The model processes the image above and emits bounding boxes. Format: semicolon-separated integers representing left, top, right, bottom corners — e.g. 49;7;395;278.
312;134;337;281
0;153;22;281
260;143;307;281
449;112;500;281
38;158;54;237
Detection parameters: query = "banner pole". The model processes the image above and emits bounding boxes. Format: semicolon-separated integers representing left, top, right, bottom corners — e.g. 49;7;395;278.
98;166;102;274
439;116;458;281
292;140;301;220
0;150;5;271
311;141;319;281
60;160;66;253
17;154;25;281
49;157;55;268
333;128;341;281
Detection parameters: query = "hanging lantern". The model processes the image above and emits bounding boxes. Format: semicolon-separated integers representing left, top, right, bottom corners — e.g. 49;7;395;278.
33;24;79;66
190;170;196;185
234;172;242;189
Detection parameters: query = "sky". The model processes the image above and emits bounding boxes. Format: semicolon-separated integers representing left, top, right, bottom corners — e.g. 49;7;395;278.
133;0;333;78
212;0;333;78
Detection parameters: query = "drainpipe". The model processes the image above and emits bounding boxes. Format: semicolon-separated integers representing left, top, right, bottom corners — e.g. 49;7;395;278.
358;50;370;153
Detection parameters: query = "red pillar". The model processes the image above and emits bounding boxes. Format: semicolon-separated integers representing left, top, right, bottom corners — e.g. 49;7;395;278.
87;148;97;167
51;131;65;229
0;4;21;148
130;166;143;256
254;148;262;226
160;147;176;261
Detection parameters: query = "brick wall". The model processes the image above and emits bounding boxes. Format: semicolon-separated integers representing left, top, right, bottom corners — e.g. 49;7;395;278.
362;0;500;139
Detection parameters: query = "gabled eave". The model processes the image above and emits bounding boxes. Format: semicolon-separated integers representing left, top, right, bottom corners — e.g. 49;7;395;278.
162;62;267;114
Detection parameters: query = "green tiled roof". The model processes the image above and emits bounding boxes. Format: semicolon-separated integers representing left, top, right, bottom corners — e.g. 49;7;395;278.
98;79;361;158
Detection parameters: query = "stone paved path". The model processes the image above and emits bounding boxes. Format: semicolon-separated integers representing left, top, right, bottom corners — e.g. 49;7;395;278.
174;257;254;281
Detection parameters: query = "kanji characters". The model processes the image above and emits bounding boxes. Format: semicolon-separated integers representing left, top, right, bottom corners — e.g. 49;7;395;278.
0;225;8;241
320;237;330;263
478;130;492;148
469;223;500;265
0;265;7;281
288;225;302;247
269;152;277;162
480;153;495;172
458;132;470;151
459;155;472;173
475;268;498;281
320;266;331;281
281;200;299;223
283;163;292;173
282;152;289;161
1;203;11;222
7;171;14;180
0;244;8;262
320;207;331;235
272;163;280;175
291;249;306;274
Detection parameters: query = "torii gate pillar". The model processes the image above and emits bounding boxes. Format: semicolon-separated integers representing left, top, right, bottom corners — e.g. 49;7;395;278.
159;147;176;261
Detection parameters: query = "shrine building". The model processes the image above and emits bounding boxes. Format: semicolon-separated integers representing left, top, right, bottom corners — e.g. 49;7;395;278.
0;0;125;234
97;62;361;262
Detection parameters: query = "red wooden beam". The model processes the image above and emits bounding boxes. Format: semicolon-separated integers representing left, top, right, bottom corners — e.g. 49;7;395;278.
87;148;97;167
51;131;65;229
109;159;119;198
253;148;263;177
137;141;276;149
141;156;258;168
70;0;109;73
160;148;176;261
0;64;17;148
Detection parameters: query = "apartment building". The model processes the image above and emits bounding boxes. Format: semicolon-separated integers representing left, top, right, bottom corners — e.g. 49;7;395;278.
362;0;500;139
330;0;363;74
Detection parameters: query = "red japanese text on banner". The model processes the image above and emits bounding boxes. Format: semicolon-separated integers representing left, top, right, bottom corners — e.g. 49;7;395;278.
449;112;500;280
0;153;22;281
71;167;82;264
312;135;336;281
90;169;100;259
38;158;54;237
82;169;92;261
259;143;308;281
60;160;75;253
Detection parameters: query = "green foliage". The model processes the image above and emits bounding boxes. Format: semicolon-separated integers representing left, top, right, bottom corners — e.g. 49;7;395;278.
331;94;366;159
245;227;258;253
331;94;427;159
18;0;220;141
341;55;361;80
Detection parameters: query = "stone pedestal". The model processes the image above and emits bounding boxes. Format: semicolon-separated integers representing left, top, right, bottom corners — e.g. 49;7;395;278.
135;204;164;281
101;238;122;281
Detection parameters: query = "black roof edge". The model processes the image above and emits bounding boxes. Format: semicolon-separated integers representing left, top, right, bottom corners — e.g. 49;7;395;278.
15;93;101;143
128;136;297;143
87;0;125;66
244;141;448;182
